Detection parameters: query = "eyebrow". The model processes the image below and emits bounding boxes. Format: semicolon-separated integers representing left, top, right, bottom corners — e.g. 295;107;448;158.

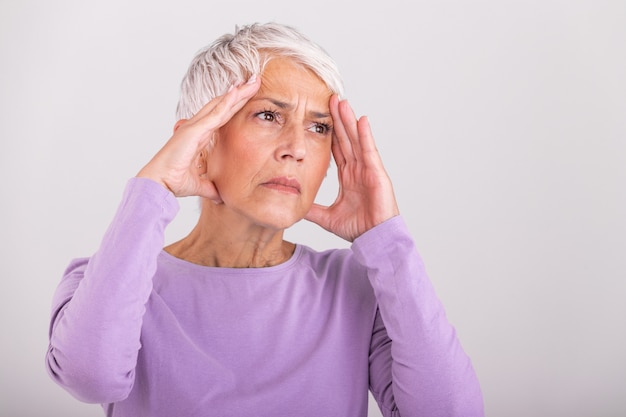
254;97;331;119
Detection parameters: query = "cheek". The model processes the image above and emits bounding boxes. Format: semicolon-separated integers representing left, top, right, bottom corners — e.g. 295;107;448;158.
316;145;332;175
307;151;332;192
206;141;266;192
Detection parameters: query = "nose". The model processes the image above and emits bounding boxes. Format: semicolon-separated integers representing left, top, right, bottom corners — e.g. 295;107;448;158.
275;124;306;162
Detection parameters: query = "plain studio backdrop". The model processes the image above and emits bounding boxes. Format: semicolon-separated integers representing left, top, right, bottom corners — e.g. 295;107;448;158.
1;0;624;416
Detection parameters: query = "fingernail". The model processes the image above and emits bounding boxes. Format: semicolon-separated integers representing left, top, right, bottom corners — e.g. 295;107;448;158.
246;74;257;85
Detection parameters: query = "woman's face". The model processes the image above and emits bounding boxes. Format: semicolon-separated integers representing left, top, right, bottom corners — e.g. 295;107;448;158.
206;57;333;230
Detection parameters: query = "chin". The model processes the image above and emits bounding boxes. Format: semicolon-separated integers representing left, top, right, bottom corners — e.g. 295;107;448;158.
221;194;311;231
260;215;302;231
253;206;306;231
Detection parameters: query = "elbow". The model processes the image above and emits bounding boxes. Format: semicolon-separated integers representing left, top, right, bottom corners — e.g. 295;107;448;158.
394;368;485;417
436;374;485;417
396;390;484;417
397;394;484;417
45;347;135;404
443;389;485;417
449;361;485;416
430;369;485;417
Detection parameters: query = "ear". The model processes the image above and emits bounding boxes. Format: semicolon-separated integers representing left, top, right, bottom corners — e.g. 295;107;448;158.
173;119;187;132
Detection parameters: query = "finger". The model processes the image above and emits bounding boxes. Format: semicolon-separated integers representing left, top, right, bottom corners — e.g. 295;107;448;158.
329;95;355;163
331;130;346;168
328;96;346;166
338;102;385;172
167;76;259;162
211;75;261;121
192;75;260;120
187;75;262;147
337;99;362;156
355;116;383;167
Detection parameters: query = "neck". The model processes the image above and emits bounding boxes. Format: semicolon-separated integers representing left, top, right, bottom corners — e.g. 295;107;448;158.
165;201;295;268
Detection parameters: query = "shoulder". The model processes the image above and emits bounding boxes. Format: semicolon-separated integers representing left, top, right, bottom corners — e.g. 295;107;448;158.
55;257;90;293
296;245;358;275
62;257;90;277
296;245;374;294
50;257;90;317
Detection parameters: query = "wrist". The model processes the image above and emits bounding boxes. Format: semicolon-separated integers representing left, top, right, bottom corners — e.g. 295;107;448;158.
136;168;174;194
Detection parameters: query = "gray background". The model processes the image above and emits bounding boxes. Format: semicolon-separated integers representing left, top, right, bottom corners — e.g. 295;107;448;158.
1;0;625;416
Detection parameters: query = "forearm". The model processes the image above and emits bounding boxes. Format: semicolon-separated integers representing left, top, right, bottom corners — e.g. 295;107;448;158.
353;216;484;417
46;177;178;403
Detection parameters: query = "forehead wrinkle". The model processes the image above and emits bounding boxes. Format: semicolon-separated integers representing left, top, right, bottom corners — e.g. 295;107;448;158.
257;97;293;110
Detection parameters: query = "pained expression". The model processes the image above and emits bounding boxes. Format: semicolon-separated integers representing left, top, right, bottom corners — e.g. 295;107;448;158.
206;58;334;230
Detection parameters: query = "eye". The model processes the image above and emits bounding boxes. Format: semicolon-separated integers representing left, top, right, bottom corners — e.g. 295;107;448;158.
309;123;331;135
256;110;277;122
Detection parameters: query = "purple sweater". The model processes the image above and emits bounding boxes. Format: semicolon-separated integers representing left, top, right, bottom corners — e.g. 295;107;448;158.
46;178;483;417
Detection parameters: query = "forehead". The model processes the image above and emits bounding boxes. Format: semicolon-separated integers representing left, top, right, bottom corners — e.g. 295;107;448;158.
257;57;332;105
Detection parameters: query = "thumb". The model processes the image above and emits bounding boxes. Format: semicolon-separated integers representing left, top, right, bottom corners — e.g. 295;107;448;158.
196;179;223;204
304;203;330;229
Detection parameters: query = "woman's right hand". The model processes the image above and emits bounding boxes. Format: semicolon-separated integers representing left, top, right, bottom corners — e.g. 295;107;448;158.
137;75;261;201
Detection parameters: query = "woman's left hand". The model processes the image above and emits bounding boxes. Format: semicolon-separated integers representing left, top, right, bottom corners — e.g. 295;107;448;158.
305;95;400;242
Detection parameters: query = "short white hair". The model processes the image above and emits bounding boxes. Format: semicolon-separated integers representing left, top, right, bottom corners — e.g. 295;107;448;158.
176;22;345;120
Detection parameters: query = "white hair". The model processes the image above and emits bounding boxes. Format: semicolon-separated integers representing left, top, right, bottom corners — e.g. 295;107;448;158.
175;22;345;120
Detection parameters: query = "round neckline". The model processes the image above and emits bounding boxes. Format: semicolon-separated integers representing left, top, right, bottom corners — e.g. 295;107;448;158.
158;244;304;276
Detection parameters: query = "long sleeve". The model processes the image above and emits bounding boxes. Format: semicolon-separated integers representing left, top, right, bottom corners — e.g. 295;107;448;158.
352;216;484;417
45;178;179;403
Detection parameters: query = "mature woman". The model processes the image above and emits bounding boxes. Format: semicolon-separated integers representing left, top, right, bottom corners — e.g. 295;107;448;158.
46;23;484;416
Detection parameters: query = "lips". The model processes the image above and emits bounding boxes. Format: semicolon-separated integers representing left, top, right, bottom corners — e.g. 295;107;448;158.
262;176;301;194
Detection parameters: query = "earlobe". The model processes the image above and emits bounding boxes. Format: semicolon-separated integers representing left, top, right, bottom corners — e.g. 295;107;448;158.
173;119;187;132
